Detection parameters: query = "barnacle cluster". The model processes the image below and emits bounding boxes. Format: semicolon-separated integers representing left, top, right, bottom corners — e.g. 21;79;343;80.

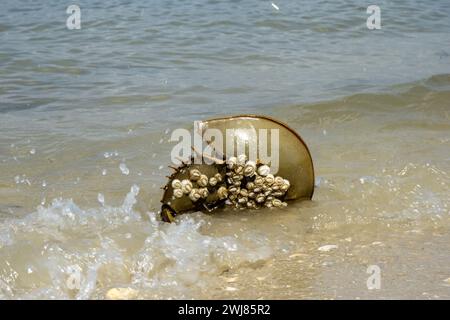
171;170;223;203
170;155;290;210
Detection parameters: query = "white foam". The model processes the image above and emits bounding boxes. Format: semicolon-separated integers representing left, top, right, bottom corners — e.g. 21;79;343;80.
119;163;130;175
0;185;273;299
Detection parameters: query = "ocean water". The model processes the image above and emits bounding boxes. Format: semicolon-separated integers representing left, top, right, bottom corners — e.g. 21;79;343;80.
0;0;449;299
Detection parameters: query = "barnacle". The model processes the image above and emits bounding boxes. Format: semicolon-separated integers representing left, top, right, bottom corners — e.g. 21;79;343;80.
257;165;270;177
189;169;201;181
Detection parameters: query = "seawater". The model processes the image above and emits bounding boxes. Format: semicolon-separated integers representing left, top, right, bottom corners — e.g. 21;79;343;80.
0;0;449;299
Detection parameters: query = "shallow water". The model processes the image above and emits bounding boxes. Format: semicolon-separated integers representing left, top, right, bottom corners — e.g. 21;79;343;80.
0;1;450;299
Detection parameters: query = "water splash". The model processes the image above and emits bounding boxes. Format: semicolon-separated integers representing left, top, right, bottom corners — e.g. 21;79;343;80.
97;193;105;206
0;185;274;299
119;163;130;175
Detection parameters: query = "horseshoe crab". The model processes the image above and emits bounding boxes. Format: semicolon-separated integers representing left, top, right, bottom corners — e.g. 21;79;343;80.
160;115;314;222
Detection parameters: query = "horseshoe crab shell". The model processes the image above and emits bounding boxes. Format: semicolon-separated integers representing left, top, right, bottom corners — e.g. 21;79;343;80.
160;115;314;222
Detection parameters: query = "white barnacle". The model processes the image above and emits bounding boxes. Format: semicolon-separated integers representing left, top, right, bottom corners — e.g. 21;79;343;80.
173;188;184;199
246;182;255;190
257;165;270;176
248;192;256;199
234;165;244;175
264;174;275;185
226;156;237;169
181;179;193;194
189;169;202;181
237;154;247;165
214;173;223;182
240;188;249;197
256;194;265;203
254;176;264;186
247;200;256;208
209;176;218;186
272;199;283;208
272;191;284;197
171;179;182;189
232;174;243;181
217;186;228;199
274;176;284;185
243;161;256;177
197;174;208;187
237;196;248;204
228;186;240;194
281;179;290;191
199;187;209;198
189;188;201;202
